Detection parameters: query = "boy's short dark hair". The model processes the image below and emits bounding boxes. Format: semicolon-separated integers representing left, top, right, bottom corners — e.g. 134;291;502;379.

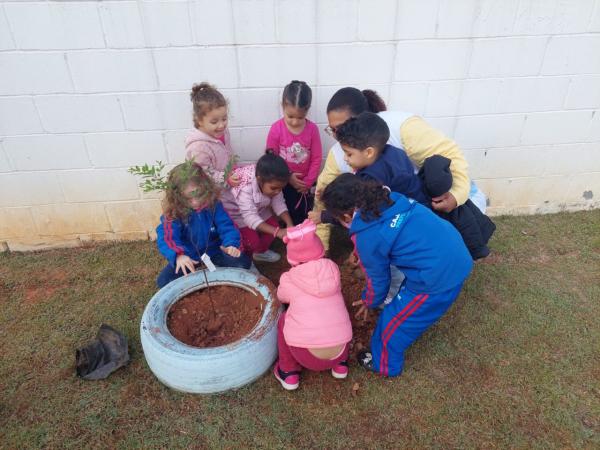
335;112;390;152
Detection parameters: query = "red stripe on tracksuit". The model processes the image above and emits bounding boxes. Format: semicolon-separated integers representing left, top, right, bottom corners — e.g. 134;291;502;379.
380;294;429;376
164;219;184;255
351;235;375;306
379;294;423;375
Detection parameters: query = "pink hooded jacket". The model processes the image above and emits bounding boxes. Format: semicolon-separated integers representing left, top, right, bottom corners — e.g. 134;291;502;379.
220;164;288;230
277;259;352;348
185;128;234;185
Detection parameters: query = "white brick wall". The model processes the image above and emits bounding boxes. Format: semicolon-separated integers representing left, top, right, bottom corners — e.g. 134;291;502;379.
1;0;599;250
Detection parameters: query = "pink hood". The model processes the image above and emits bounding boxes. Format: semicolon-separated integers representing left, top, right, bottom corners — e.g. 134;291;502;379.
185;128;225;147
277;258;352;348
185;128;233;186
284;259;341;297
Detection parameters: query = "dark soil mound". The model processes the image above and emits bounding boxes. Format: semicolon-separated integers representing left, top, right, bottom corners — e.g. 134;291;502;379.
167;285;264;348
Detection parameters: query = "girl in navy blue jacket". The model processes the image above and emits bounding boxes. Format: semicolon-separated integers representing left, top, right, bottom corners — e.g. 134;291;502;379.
321;173;472;377
156;163;250;288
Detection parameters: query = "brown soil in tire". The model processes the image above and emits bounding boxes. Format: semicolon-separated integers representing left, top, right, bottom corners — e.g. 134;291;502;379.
167;285;264;348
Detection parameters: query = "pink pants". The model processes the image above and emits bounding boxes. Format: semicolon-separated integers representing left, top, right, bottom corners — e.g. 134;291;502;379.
239;216;279;255
277;312;350;372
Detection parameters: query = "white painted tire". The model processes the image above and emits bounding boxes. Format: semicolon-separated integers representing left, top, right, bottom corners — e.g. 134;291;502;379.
140;268;280;394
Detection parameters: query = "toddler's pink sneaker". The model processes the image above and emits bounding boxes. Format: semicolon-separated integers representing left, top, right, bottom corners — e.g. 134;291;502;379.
331;360;349;379
273;363;300;390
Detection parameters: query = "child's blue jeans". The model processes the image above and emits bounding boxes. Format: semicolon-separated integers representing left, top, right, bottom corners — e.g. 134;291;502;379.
370;282;464;377
156;251;251;288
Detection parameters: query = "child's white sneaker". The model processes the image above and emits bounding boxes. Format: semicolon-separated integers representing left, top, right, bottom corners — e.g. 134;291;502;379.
253;250;281;263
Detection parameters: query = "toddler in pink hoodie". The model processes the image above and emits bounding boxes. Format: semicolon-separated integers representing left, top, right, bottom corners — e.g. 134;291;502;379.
185;82;240;188
273;219;352;390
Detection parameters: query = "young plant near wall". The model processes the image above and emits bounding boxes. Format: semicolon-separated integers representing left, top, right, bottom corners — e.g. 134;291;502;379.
129;157;239;331
128;160;170;193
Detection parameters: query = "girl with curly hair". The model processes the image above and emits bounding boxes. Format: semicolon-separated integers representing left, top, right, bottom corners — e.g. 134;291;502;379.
155;163;250;288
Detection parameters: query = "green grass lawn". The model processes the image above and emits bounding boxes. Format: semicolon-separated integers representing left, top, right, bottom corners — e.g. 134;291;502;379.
1;210;599;449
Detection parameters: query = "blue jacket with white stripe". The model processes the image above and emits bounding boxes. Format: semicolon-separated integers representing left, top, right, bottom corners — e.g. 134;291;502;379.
156;201;241;267
350;192;472;307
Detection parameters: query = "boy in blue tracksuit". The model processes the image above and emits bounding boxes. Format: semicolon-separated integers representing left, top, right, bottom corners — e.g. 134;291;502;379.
156;163;251;288
322;173;472;377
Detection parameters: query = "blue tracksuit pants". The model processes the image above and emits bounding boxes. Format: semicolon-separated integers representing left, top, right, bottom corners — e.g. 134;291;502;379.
370;282;464;377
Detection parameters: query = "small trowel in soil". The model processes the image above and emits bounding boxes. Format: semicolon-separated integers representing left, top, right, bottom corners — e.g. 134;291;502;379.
75;324;130;380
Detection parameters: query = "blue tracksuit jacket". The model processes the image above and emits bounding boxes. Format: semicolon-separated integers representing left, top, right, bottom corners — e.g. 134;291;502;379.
350;192;472;306
356;144;429;205
156;201;241;267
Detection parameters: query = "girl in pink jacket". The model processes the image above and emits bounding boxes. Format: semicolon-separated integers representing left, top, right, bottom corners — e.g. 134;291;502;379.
273;219;353;390
266;80;322;225
221;152;294;263
185;82;240;188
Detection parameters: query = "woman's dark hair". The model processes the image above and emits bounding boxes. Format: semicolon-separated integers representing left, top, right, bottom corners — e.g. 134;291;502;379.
282;80;312;110
256;151;291;183
326;87;387;116
321;173;393;221
335;112;390;152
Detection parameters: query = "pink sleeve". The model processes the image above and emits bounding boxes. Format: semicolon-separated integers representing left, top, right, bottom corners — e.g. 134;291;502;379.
271;191;288;217
276;272;292;304
266;121;281;154
304;122;323;187
186;142;225;184
236;187;265;230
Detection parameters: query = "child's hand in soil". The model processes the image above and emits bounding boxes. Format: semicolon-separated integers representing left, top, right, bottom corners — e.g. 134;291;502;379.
176;255;198;275
276;228;287;240
220;246;241;257
352;300;369;321
290;173;307;192
227;173;241;187
307;210;321;225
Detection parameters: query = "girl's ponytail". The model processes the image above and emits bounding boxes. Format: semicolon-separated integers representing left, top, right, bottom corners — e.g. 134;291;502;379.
362;89;387;113
321;173;392;221
190;82;227;125
256;152;290;183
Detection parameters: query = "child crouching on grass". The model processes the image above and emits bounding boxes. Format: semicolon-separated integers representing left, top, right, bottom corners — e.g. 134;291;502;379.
321;174;472;377
156;163;250;288
273;219;352;391
221;152;294;263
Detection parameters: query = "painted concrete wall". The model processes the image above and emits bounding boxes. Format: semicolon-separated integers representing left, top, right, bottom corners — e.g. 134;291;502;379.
1;0;599;251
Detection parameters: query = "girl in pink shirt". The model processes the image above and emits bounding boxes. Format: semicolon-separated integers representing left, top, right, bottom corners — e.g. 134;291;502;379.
273;219;352;391
266;80;323;225
185;82;240;188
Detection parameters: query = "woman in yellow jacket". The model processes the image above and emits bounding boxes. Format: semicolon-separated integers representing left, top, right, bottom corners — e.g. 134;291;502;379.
312;87;486;251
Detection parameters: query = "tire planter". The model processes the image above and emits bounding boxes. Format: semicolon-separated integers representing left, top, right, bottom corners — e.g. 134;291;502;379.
140;268;280;394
